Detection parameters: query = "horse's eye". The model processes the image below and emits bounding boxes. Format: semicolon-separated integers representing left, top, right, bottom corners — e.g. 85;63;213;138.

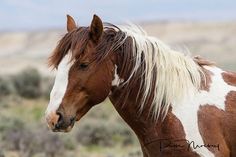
79;63;89;69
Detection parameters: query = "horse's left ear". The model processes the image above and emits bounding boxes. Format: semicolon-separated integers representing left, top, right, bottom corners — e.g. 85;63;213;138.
89;14;103;43
67;14;77;32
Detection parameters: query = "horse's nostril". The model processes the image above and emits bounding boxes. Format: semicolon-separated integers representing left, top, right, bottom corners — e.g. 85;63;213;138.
56;112;63;122
52;111;75;131
55;122;60;129
70;117;75;124
55;111;64;129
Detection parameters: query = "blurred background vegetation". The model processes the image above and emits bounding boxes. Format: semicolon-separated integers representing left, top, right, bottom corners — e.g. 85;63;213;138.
0;68;140;157
0;0;235;157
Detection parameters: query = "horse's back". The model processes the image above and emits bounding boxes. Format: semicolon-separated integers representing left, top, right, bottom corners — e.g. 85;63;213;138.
198;67;236;157
221;70;236;156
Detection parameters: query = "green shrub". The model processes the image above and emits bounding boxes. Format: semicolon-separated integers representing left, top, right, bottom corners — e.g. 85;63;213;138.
86;102;112;120
76;119;136;147
0;77;11;97
0;150;4;157
61;135;76;150
1;118;26;150
109;121;136;146
76;120;114;146
12;68;42;98
41;77;54;100
0;116;24;133
127;150;142;157
2;121;64;157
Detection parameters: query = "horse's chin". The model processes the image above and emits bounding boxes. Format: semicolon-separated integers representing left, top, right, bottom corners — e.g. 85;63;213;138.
52;125;74;133
64;125;74;132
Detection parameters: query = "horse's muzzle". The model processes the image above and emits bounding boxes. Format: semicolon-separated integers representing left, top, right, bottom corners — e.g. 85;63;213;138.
46;111;76;132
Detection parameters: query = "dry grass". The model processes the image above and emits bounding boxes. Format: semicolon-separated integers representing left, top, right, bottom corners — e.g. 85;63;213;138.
0;96;140;157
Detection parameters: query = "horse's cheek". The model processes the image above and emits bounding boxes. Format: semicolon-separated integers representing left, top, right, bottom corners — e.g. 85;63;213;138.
86;77;110;104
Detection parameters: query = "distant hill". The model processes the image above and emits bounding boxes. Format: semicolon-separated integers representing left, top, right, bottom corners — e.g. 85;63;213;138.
0;21;235;75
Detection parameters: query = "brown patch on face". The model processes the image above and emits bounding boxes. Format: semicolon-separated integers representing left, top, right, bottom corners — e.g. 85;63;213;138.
222;71;236;86
47;17;126;132
55;52;115;129
54;35;116;131
59;90;90;118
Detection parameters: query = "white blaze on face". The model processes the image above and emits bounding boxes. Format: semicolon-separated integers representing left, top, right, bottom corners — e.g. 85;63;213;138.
45;53;74;116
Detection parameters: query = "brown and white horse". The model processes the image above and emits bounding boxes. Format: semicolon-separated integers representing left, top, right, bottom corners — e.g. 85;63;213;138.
45;15;236;157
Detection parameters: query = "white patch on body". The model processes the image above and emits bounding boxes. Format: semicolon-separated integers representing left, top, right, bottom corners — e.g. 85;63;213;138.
172;66;236;157
112;65;124;86
45;53;74;116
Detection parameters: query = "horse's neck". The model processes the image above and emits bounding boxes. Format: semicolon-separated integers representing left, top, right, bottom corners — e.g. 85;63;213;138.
108;50;156;144
108;47;227;156
109;91;188;156
109;87;159;143
109;49;161;142
108;67;210;157
108;49;177;147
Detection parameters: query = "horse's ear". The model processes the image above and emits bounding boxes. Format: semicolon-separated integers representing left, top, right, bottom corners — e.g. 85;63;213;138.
67;14;77;32
89;14;103;43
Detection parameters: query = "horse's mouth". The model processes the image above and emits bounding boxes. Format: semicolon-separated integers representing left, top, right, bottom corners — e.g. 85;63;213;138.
51;117;76;133
51;116;83;133
52;123;74;132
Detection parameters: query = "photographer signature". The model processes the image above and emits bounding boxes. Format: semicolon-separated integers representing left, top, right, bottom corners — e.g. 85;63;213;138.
158;139;220;152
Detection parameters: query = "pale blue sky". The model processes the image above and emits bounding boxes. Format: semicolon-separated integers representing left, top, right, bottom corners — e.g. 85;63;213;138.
0;0;236;31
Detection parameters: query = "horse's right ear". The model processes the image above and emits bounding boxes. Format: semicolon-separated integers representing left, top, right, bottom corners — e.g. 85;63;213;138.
89;14;103;43
66;15;77;32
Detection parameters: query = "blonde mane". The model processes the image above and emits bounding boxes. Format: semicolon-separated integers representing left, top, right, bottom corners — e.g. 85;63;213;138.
115;24;203;120
50;23;204;121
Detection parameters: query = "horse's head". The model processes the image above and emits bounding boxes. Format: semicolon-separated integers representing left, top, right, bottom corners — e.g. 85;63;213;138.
45;15;117;132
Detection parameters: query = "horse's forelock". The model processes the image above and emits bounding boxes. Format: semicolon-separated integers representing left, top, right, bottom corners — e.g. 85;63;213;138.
48;25;121;69
48;27;90;69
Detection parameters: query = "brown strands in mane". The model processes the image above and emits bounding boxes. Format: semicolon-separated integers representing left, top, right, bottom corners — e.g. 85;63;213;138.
47;22;205;121
48;23;127;69
47;23;138;117
48;27;89;69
